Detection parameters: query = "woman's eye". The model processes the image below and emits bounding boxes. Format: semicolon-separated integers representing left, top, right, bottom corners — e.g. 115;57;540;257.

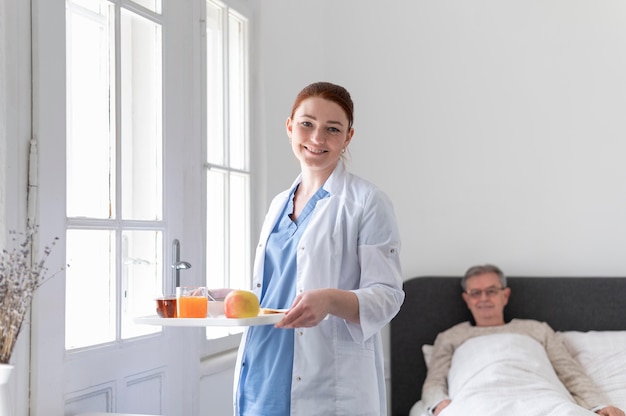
327;127;340;134
300;121;313;128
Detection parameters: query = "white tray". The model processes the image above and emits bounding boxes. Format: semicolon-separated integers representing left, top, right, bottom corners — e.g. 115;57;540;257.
133;312;286;327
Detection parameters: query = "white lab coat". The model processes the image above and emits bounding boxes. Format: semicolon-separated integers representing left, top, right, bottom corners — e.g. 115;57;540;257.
234;161;404;415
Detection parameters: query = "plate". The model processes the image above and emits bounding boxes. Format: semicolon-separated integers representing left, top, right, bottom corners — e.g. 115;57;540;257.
133;312;286;327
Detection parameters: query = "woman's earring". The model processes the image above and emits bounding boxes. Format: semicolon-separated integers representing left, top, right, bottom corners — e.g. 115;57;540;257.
342;148;346;153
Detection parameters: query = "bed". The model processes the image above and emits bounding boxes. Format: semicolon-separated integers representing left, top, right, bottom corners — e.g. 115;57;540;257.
390;276;626;416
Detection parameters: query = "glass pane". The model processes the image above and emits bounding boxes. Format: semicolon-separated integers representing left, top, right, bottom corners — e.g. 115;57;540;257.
128;0;162;14
66;229;116;349
120;10;163;220
205;170;229;339
67;2;116;219
229;172;249;290
206;1;224;166
206;169;226;288
228;13;247;170
121;230;162;339
69;0;109;14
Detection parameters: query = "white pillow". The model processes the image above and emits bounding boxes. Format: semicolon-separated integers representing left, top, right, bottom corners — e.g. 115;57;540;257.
409;346;434;416
559;331;626;410
422;344;434;369
409;400;429;416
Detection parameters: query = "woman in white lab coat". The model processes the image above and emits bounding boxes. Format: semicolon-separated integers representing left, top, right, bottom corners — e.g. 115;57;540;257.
233;82;404;415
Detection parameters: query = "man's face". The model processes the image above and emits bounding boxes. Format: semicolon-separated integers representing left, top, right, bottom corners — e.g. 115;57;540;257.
462;272;511;327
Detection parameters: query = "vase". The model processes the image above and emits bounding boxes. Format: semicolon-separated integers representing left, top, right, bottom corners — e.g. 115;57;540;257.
0;363;14;416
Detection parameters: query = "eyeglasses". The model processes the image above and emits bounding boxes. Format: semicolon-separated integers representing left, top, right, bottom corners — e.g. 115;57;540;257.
465;287;505;299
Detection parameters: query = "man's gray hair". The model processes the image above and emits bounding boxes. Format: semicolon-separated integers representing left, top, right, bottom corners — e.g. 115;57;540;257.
461;264;507;290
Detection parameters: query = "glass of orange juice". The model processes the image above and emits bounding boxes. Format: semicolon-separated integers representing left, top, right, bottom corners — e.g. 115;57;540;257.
176;286;208;318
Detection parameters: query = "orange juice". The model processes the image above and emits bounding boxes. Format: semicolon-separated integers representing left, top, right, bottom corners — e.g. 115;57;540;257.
177;296;208;318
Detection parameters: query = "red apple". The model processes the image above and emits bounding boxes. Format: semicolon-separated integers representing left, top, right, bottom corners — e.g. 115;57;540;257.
224;290;260;318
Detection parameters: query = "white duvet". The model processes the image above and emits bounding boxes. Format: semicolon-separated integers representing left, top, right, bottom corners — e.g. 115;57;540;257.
437;333;596;416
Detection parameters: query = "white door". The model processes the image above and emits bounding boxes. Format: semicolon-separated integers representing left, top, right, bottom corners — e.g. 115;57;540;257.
29;0;206;414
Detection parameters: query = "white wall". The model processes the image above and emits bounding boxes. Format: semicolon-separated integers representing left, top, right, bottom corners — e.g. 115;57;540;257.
0;0;6;242
254;0;626;279
1;0;34;414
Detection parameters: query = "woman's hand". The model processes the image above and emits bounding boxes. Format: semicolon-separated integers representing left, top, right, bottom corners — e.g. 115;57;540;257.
275;288;359;328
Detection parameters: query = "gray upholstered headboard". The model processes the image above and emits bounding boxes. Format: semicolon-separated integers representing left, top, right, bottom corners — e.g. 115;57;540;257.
390;276;626;416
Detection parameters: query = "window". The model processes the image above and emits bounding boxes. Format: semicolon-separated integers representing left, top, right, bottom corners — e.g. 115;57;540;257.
204;0;250;339
65;0;164;349
65;0;250;348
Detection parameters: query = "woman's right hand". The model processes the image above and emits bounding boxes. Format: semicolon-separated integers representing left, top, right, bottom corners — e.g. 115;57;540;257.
274;288;360;328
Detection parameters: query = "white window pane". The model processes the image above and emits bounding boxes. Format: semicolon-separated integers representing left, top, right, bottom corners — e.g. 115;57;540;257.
206;2;224;166
69;0;109;14
229;172;249;290
228;13;247;170
205;172;231;341
129;0;162;14
66;230;116;349
206;169;226;288
120;10;163;220
67;2;115;219
121;230;163;339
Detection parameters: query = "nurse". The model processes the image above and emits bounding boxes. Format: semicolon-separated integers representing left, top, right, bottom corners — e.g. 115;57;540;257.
233;82;404;415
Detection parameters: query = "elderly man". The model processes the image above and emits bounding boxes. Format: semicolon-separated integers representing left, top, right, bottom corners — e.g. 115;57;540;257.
422;264;624;416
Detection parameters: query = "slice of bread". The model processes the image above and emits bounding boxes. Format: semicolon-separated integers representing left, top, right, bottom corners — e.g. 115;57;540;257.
260;308;286;315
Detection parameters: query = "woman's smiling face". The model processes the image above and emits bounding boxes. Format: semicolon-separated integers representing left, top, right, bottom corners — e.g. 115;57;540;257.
286;96;353;175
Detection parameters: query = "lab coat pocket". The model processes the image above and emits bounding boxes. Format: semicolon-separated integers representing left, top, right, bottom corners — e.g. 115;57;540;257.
335;342;379;415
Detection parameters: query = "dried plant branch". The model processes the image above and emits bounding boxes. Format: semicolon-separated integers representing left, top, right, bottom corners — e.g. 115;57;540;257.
0;226;59;364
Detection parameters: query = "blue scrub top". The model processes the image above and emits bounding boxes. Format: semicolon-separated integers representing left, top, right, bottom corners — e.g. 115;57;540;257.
237;185;329;415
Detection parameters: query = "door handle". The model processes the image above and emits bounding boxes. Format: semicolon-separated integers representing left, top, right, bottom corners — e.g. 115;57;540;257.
171;239;191;291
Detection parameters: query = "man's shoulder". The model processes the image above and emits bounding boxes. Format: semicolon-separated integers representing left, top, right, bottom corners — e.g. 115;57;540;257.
441;319;550;336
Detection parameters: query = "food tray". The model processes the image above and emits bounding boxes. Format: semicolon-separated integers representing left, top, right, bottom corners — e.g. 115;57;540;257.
133;312;286;327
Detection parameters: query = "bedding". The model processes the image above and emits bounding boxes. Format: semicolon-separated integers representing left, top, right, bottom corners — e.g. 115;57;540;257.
411;331;626;416
391;276;626;416
560;331;626;410
443;333;593;415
